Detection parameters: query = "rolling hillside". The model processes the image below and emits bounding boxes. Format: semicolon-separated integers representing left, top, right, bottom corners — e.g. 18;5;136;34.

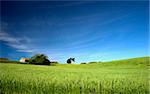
55;56;150;69
104;56;149;65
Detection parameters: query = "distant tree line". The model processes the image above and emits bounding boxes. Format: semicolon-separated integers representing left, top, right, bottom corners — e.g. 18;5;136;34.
29;54;75;65
0;55;102;65
0;58;20;64
0;54;76;65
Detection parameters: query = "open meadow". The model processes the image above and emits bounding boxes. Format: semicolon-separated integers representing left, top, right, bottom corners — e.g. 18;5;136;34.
0;57;149;94
1;1;149;94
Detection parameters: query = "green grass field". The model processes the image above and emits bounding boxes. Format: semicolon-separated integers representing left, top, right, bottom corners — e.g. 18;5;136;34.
0;57;149;94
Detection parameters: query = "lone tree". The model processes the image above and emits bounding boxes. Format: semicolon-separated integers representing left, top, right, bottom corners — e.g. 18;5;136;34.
29;54;50;65
67;58;75;64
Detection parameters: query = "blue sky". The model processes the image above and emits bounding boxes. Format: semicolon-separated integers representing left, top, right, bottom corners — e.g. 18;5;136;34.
0;1;149;63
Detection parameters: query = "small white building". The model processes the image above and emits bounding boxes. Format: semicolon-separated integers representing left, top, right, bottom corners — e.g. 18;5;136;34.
20;58;30;62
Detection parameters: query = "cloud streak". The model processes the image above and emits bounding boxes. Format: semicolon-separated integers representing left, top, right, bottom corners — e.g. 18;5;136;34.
0;30;34;53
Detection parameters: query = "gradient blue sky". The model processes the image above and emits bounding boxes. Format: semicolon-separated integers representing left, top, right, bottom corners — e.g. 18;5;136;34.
0;1;149;63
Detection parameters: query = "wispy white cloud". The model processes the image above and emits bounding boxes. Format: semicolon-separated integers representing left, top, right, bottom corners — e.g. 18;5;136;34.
0;31;19;44
17;49;34;53
0;29;34;53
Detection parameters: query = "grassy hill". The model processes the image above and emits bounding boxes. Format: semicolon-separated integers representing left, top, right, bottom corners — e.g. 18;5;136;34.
103;56;149;65
0;56;149;94
55;56;149;69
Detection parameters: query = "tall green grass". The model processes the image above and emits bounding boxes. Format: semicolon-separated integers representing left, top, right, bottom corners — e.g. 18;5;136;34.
0;57;149;94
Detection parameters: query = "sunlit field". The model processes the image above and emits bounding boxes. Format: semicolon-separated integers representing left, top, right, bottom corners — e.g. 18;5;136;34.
0;57;149;94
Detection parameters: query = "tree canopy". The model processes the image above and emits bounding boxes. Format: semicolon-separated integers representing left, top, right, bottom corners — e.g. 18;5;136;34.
29;54;50;65
67;58;75;64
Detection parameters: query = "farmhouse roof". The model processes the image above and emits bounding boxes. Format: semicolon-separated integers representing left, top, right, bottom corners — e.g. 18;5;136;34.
20;58;30;60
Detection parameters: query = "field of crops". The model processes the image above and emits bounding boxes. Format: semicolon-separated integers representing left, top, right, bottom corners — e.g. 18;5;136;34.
0;57;149;94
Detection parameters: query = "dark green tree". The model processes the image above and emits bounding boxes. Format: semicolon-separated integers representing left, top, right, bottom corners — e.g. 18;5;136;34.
29;54;50;65
67;58;75;64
